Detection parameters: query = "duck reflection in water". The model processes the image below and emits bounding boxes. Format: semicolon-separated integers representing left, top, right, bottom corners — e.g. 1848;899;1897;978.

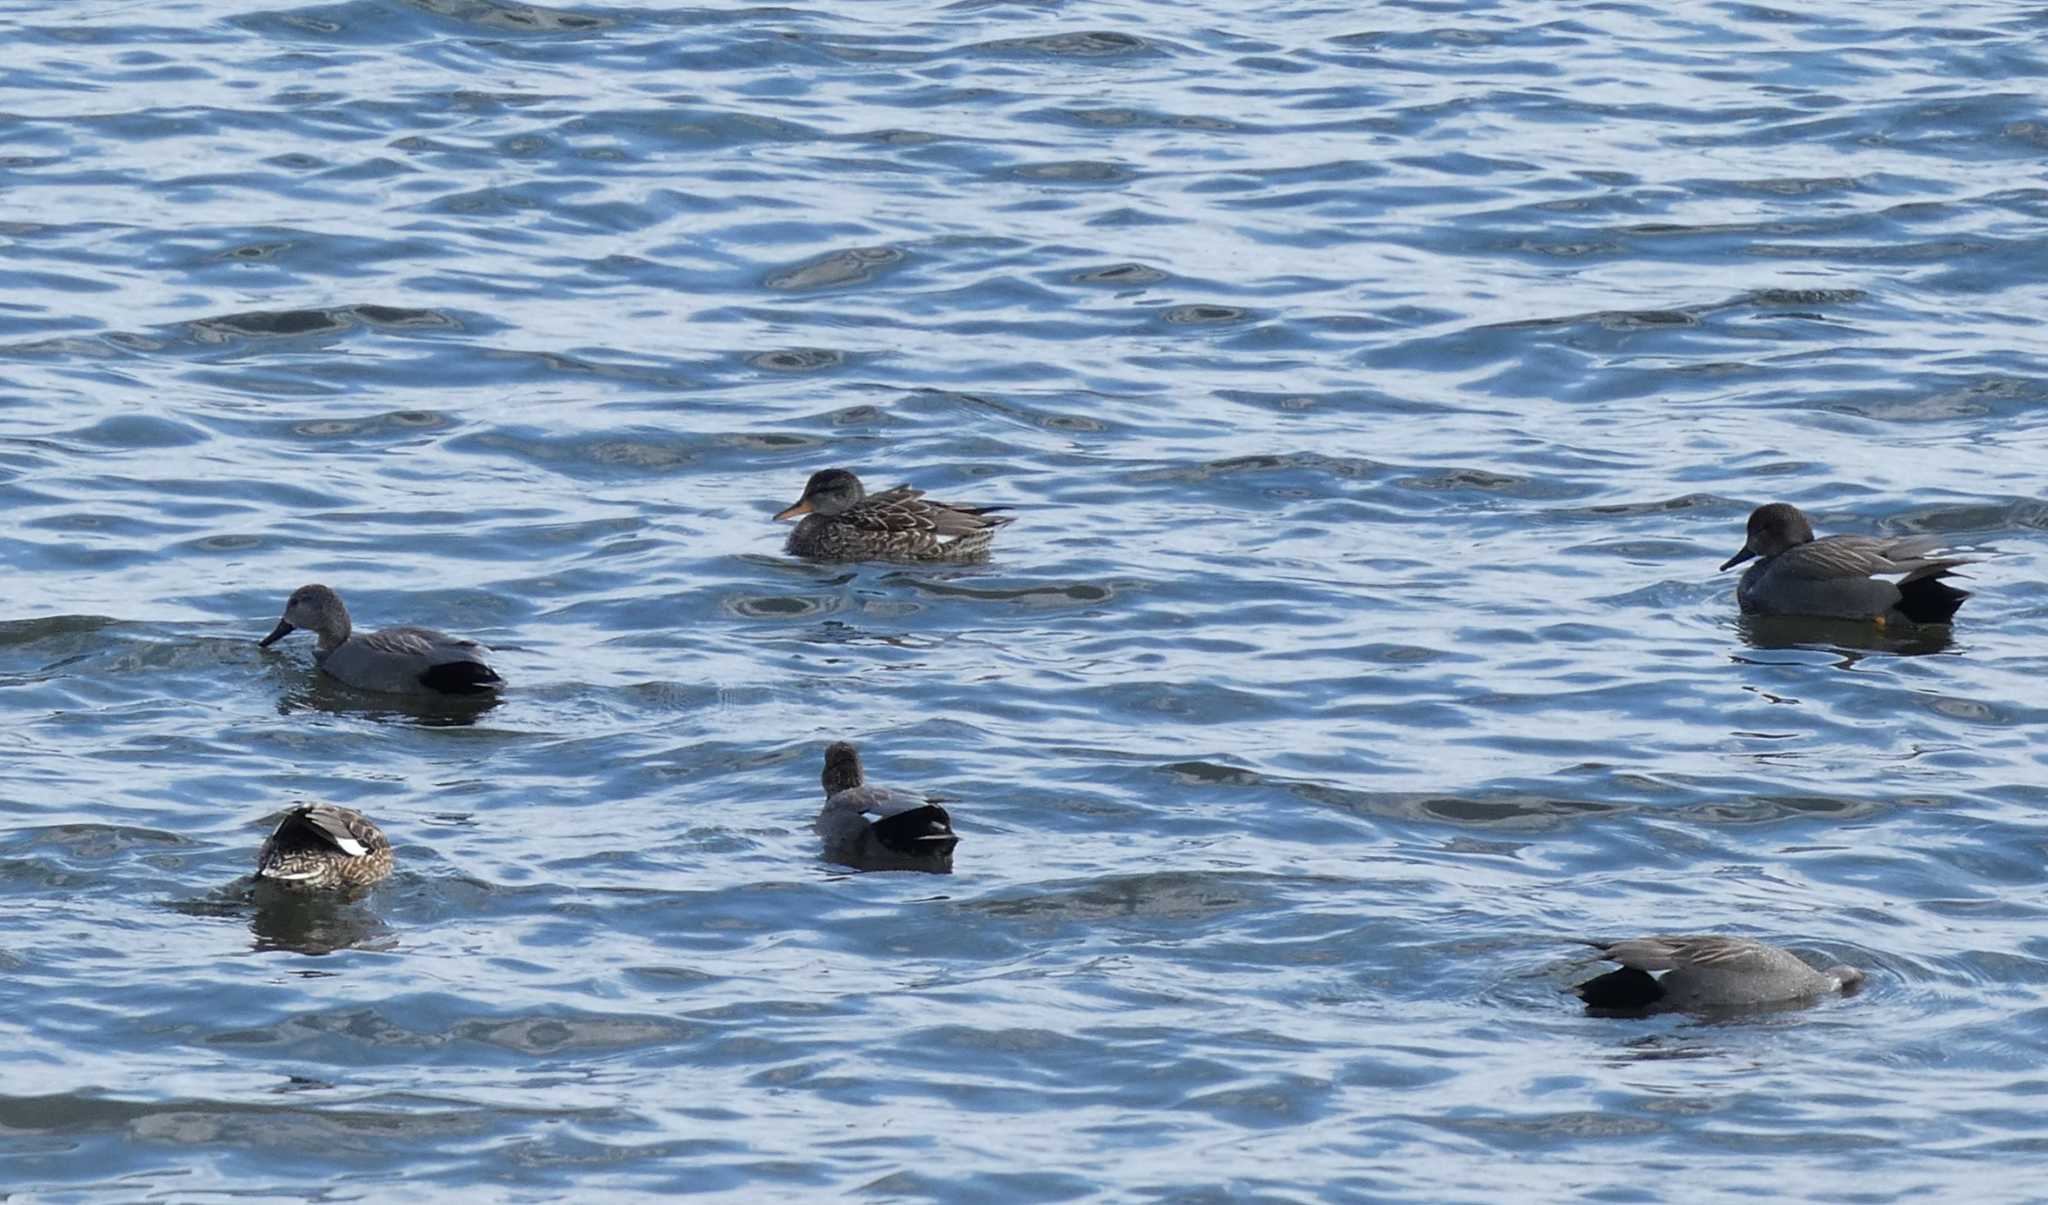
249;887;394;956
1736;614;1955;658
276;671;502;726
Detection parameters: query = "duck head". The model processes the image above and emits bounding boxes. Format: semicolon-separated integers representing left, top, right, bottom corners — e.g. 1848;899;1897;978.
822;740;865;795
260;583;352;647
1720;502;1815;571
776;469;866;521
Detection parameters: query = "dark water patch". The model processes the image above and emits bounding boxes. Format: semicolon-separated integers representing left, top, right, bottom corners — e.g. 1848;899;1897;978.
1132;452;1389;485
66;414;208;450
0;615;119;648
1036;106;1240;133
962;31;1164;61
1483;307;1703;334
1070;262;1168;286
1823;374;2048;423
910;389;1111;434
723;592;845;620
1159;304;1250;326
725;431;825;451
747;347;845;373
183;304;458;345
1677;794;1895;824
969;871;1274;926
290;410;456;438
763;247;906;292
884;576;1117;609
1395;467;1582;501
173;533;270;554
1006;160;1135;184
1554;494;1728;520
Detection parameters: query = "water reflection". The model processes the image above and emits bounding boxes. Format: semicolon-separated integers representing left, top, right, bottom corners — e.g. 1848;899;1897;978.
275;673;502;727
170;881;395;956
1735;615;1956;658
1580;990;1854;1022
249;881;394;956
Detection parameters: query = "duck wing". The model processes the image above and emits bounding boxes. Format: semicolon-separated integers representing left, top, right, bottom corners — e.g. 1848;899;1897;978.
827;784;931;819
361;625;502;693
1591;935;1775;973
273;804;386;858
1777;534;1968;582
868;802;958;855
361;625;489;660
848;485;1013;538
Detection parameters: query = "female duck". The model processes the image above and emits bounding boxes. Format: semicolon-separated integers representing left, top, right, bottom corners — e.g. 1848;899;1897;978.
258;584;504;696
256;803;394;891
774;468;1013;562
815;741;959;872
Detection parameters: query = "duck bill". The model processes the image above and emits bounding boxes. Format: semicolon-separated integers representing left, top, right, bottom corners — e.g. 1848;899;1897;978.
773;499;814;522
258;619;295;647
1718;546;1756;572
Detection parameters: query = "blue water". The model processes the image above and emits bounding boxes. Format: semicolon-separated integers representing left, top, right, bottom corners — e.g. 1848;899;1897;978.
5;0;2048;1199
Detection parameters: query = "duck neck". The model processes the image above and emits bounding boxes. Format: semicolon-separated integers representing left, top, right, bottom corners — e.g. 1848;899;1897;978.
316;605;352;651
822;757;864;796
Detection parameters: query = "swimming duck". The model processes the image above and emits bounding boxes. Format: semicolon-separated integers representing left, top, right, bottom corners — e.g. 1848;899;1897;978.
1719;502;1971;624
774;468;1013;562
1575;935;1864;1014
815;741;959;872
258;584;504;696
256;803;394;891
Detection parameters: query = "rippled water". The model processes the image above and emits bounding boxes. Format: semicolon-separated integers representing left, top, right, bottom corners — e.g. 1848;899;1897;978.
6;0;2048;1198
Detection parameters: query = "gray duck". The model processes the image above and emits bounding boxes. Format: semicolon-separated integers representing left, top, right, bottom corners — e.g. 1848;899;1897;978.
1575;935;1864;1014
1719;503;1970;624
815;741;959;873
259;583;504;696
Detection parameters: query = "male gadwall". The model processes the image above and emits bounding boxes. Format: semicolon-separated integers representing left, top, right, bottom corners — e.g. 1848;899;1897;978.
1575;936;1865;1014
774;468;1014;562
815;741;959;872
1718;502;1970;624
258;584;504;696
256;803;394;891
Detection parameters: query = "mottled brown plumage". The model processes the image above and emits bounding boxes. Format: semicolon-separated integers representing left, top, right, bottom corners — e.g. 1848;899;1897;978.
774;468;1013;562
255;803;394;891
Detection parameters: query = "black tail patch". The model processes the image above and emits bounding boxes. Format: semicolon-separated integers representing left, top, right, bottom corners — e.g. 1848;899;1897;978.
1896;572;1969;625
871;805;959;858
419;661;505;695
1575;967;1665;1012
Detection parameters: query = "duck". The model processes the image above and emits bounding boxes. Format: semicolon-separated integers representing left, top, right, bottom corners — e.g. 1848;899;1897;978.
1718;502;1970;624
258;584;504;696
1574;935;1865;1014
774;468;1013;562
255;803;394;891
815;741;959;872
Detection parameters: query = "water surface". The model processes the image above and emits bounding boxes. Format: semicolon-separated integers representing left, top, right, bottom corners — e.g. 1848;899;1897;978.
4;0;2048;1199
